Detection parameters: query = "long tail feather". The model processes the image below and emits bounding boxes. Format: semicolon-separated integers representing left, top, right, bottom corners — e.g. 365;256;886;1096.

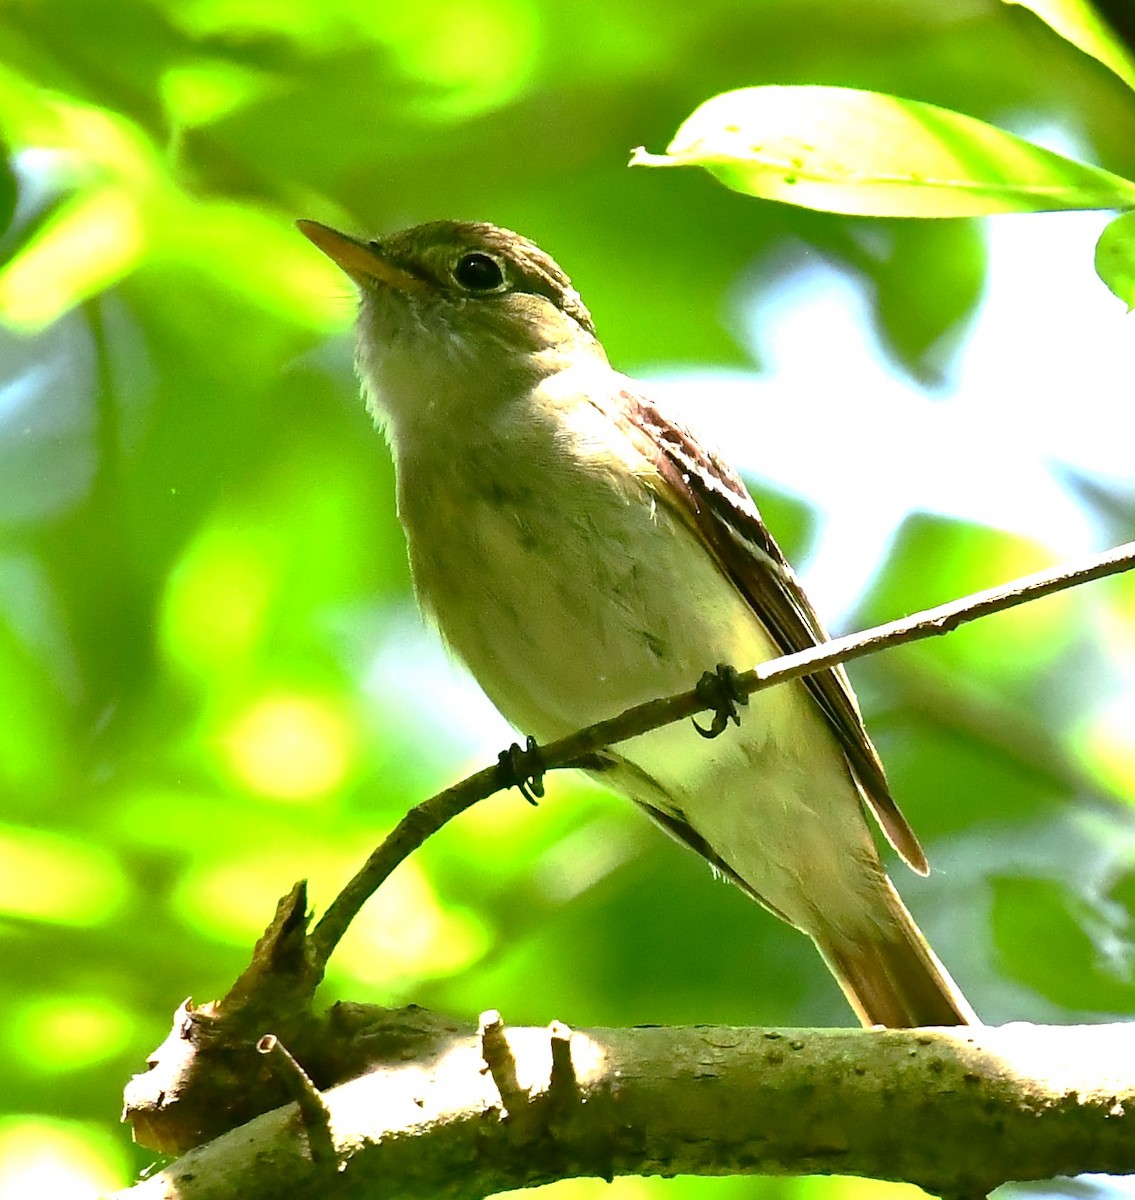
813;878;977;1028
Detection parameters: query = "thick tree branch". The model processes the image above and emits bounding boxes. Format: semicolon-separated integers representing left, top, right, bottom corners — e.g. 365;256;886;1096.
110;1020;1135;1200
121;542;1135;1162
310;540;1135;970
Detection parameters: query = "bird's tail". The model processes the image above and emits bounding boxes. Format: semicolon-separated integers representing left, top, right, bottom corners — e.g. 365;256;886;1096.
813;877;977;1028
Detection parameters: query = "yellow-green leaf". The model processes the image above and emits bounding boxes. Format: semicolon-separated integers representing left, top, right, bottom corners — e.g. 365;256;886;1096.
1095;210;1135;308
1003;0;1135;94
630;85;1135;217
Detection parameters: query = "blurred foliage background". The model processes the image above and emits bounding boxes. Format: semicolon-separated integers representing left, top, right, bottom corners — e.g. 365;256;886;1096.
2;0;1135;1197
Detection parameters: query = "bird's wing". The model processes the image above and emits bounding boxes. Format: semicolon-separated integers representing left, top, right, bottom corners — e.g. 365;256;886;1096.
591;383;928;876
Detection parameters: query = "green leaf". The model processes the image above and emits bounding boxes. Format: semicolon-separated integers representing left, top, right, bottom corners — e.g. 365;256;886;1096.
836;219;988;381
1003;0;1135;93
0;144;16;238
853;514;1072;681
992;876;1135;1012
630;85;1135;217
1094;209;1135;308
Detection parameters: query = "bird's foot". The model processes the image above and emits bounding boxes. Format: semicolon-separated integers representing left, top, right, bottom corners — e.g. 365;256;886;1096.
692;663;748;739
497;735;546;804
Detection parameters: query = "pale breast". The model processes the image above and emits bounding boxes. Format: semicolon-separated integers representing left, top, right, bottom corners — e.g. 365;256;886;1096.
392;389;764;738
390;380;884;932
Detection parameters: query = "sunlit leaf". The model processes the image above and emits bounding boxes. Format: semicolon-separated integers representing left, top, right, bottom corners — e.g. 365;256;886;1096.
0;99;167;327
159;61;275;129
1003;0;1135;93
1094;209;1135;308
0;183;147;328
166;0;339;43
157;201;354;330
168;0;538;122
375;0;539;121
630;85;1135;217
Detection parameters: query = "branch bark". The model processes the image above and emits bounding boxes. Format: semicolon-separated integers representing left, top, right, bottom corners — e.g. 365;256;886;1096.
109;1020;1135;1200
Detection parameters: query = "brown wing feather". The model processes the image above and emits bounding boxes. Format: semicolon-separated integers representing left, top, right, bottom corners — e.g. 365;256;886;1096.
593;385;929;876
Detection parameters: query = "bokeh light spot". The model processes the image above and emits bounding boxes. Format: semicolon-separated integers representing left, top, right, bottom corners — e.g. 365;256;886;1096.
8;996;133;1074
160;523;279;684
1074;688;1135;803
225;693;353;800
333;856;489;989
0;1116;128;1199
173;846;353;945
0;826;126;926
172;842;487;989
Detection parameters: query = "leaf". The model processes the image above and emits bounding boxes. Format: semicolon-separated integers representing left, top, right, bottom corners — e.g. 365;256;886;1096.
992;876;1135;1012
0;143;16;238
0;184;147;328
1003;0;1135;94
630;85;1135;217
1094;209;1135;308
843;219;987;381
852;515;1072;680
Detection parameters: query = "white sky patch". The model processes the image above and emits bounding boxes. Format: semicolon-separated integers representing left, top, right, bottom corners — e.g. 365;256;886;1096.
363;605;517;757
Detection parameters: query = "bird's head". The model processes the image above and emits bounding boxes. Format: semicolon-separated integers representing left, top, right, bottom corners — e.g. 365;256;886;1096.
298;219;605;431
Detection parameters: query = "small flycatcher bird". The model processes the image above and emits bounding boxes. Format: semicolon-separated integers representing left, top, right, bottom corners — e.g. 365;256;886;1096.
298;217;977;1028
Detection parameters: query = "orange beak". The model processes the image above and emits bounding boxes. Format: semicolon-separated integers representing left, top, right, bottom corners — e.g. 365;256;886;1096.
296;220;428;295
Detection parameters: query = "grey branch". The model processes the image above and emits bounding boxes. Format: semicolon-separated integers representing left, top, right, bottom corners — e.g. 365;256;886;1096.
107;1021;1135;1200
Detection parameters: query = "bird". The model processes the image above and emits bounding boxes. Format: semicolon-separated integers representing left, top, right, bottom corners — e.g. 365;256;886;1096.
298;216;977;1028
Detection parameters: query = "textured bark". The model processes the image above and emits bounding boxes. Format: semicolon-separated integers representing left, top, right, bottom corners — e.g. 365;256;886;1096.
111;1020;1134;1200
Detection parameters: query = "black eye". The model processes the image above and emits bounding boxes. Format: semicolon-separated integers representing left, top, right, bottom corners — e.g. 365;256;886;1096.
453;252;505;292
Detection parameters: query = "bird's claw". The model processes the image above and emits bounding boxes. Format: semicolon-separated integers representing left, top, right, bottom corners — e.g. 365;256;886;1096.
692;663;748;739
498;735;546;804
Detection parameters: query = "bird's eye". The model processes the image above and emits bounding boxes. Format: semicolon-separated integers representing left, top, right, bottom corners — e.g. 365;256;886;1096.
453;252;505;292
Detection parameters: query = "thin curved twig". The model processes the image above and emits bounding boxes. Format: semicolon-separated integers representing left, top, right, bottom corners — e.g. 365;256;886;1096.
308;539;1135;971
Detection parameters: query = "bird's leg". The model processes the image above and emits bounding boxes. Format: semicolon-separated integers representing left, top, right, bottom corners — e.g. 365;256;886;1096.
497;735;546;804
692;663;748;739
